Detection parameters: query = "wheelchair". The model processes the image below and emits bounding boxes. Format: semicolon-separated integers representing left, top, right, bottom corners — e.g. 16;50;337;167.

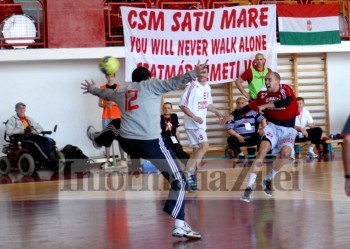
0;125;65;176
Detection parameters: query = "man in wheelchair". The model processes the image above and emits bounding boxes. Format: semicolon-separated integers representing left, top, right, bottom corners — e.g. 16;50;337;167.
5;102;57;164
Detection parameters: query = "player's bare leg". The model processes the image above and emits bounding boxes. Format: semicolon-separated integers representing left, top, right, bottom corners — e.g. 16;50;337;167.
186;142;209;191
241;140;271;202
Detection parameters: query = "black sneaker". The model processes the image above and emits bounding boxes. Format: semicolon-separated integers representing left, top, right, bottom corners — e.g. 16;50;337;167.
262;179;272;197
240;187;253;202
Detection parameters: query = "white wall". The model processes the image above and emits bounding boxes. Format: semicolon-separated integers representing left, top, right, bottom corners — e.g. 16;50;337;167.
0;57;127;158
0;46;349;157
327;53;350;134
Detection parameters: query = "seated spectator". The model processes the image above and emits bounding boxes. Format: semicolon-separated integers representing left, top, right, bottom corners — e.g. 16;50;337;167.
6;102;56;162
295;97;323;158
160;102;190;166
226;97;266;158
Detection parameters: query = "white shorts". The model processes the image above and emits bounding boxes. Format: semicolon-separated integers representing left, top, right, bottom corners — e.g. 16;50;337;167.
185;129;208;148
263;122;297;155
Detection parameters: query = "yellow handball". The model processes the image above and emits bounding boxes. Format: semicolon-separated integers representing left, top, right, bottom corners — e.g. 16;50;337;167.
99;56;120;75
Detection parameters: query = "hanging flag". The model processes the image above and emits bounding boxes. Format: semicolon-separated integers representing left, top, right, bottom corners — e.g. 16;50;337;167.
277;4;341;45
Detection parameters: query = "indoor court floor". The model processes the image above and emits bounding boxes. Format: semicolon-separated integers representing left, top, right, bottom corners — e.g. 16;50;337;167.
0;153;349;249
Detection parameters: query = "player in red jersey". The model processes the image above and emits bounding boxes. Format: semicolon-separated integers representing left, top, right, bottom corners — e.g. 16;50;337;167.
223;71;299;202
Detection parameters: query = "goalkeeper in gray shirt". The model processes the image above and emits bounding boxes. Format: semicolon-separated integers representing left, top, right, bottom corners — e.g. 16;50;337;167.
81;63;208;239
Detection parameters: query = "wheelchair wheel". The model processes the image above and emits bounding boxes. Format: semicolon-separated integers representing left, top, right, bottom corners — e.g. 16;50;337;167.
0;156;11;175
55;151;66;173
18;153;36;176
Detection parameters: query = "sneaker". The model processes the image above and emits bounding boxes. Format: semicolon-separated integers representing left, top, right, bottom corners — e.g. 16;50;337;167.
117;160;128;168
237;153;245;164
101;161;116;169
240;187;253;202
306;151;318;159
187;174;197;191
86;126;100;149
262;179;272;197
237;152;245;159
172;223;201;239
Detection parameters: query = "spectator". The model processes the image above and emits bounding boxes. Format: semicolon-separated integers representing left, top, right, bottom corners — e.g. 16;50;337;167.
6;102;56;162
160;102;190;166
226;97;266;158
98;73;127;168
295;97;323;158
235;53;272;100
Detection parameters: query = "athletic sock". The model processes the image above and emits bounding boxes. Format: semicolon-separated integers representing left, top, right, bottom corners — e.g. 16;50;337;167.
308;145;315;153
248;173;257;188
187;167;196;177
266;169;277;181
175;219;185;228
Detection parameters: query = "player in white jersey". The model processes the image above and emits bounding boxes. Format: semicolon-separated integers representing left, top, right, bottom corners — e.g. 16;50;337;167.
179;65;223;191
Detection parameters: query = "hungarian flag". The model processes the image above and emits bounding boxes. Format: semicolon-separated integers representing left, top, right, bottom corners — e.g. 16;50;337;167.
277;4;341;45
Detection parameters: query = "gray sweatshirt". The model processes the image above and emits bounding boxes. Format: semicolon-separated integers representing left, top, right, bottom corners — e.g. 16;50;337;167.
6;115;43;136
90;69;197;140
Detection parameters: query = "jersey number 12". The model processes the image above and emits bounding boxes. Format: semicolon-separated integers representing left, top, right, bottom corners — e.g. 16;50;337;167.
125;89;139;112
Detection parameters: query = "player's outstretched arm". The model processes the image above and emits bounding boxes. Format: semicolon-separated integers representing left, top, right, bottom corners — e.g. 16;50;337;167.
81;80;97;94
219;114;234;126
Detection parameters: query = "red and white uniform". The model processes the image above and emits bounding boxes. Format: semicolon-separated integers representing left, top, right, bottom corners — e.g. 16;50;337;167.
179;80;213;130
248;84;299;155
249;84;299;125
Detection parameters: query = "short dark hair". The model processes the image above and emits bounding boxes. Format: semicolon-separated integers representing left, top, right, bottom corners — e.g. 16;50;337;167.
15;102;26;110
163;102;172;108
132;67;151;82
297;97;305;102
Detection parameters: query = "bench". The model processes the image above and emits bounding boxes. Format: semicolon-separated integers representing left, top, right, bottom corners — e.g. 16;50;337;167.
324;139;343;155
182;140;326;160
294;141;312;157
226;141;312;159
226;145;258;159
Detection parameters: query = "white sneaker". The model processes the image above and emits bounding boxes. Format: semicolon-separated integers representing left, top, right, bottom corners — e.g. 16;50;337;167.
118;160;128;168
306;151;318;159
172;222;201;239
86;126;100;149
101;161;114;169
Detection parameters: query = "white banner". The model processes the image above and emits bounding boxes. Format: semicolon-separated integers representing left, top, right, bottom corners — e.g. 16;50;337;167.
121;5;277;84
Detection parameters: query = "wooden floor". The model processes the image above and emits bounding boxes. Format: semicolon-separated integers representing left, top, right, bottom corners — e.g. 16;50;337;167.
1;153;350;249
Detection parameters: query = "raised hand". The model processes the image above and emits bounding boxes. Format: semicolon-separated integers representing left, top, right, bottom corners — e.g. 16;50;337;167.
194;61;208;79
81;80;97;94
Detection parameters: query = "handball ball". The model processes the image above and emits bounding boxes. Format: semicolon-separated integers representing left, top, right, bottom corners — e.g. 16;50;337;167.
99;56;120;75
